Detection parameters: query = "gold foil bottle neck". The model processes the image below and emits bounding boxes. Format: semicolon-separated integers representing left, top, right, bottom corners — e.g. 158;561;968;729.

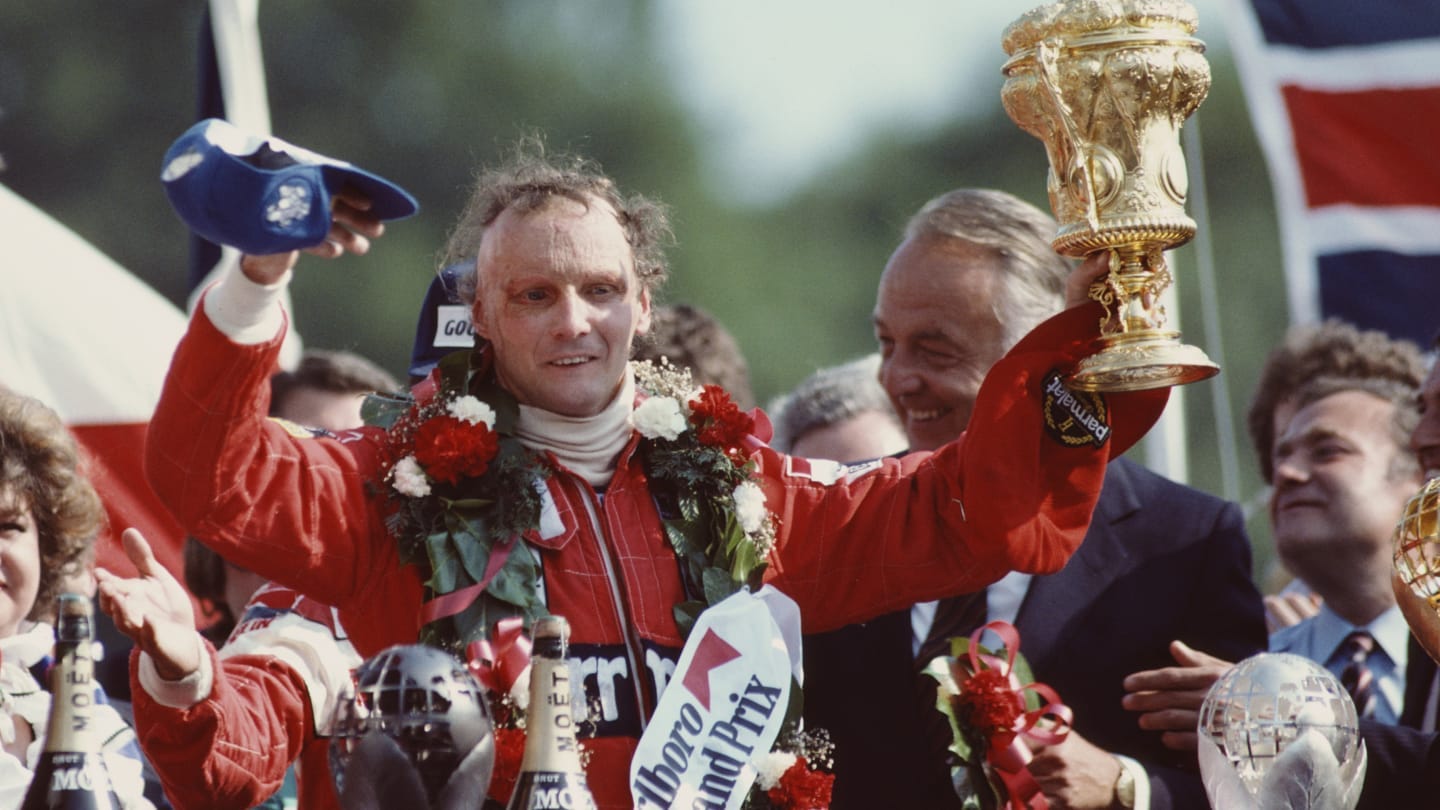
532;615;569;643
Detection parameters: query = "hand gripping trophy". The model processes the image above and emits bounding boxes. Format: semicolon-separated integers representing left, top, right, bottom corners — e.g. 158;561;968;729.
1002;0;1219;391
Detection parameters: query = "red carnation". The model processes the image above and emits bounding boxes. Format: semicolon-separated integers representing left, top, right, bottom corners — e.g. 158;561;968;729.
488;726;526;804
689;385;753;450
767;756;834;810
413;414;499;484
956;668;1025;739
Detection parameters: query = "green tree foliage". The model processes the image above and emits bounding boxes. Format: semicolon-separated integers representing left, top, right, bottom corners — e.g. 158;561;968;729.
0;1;1285;577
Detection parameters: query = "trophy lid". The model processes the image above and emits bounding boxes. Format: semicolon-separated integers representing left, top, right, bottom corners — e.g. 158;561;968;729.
1002;0;1200;56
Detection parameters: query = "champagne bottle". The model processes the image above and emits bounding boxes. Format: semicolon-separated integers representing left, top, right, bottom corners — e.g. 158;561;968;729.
20;594;120;809
505;615;596;810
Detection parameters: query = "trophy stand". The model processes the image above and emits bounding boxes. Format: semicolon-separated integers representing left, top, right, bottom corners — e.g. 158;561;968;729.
1002;0;1220;392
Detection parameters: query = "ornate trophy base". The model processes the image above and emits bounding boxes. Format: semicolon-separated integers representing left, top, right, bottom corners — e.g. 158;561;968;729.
1067;329;1218;392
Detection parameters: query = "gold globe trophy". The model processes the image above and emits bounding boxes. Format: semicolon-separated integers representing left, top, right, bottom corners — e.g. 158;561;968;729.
1001;0;1219;392
1393;477;1440;664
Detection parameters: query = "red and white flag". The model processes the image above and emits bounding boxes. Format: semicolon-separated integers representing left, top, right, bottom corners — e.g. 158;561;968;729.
0;183;188;582
1222;0;1440;346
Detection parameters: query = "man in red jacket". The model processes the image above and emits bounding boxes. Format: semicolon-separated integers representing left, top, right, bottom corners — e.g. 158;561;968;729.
99;351;396;810
141;140;1163;808
100;529;357;810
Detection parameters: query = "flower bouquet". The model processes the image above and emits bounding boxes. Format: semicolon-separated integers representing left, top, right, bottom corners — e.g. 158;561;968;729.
924;621;1072;810
365;349;551;654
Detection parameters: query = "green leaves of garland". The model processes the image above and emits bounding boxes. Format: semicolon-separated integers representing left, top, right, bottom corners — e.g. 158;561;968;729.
643;434;768;638
420;441;546;652
372;349;547;655
377;349;776;650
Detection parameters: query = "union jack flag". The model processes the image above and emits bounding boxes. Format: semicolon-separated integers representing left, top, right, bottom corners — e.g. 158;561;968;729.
1223;0;1440;346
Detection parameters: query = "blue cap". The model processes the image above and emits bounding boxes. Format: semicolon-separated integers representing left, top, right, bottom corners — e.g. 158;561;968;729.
160;118;419;255
409;262;475;380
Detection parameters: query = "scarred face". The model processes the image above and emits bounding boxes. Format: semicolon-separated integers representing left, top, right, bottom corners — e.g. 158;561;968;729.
873;235;1009;451
471;196;652;417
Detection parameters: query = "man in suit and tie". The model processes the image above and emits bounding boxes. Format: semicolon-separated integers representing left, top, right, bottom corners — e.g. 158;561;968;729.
1122;326;1440;808
1248;322;1428;723
802;188;1268;809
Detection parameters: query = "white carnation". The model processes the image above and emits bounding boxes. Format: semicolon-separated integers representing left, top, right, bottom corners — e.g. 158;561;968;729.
733;480;768;534
447;395;496;428
391;455;432;498
753;751;797;790
632;396;688;440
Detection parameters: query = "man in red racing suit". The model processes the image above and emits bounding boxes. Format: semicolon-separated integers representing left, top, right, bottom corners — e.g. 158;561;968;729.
144;147;1164;809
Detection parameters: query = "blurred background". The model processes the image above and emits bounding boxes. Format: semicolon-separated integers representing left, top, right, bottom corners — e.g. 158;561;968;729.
0;1;1289;581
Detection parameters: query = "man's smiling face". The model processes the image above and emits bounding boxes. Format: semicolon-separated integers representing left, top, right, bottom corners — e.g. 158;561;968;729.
1270;390;1420;582
873;234;1010;451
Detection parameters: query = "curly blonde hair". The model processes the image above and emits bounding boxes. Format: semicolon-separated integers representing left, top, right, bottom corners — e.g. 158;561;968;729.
440;134;672;307
0;388;104;619
1247;320;1426;482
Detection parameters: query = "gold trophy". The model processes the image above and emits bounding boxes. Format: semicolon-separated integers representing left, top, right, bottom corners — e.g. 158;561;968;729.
1001;0;1219;392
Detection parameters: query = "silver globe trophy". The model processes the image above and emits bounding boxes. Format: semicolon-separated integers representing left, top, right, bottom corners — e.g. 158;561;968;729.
329;644;496;810
1197;653;1365;809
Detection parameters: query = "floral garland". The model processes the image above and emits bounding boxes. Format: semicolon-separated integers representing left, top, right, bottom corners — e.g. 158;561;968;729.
365;349;779;650
629;358;778;636
367;350;820;804
365;350;546;653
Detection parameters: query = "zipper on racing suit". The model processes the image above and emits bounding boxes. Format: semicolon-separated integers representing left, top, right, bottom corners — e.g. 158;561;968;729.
575;483;652;732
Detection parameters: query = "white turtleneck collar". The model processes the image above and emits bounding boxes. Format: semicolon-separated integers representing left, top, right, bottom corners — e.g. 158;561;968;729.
515;371;636;488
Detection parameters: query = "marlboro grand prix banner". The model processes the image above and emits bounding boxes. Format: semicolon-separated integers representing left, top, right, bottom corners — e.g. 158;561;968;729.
630;587;802;810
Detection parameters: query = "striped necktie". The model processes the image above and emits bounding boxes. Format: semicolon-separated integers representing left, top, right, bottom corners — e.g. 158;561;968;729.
1337;631;1378;719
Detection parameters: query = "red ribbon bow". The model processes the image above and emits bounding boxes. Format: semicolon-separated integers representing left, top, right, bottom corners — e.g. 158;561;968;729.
961;620;1073;810
420;536;517;624
465;617;533;695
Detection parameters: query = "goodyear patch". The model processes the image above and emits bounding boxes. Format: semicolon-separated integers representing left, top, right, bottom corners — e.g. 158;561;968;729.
1042;371;1110;448
432;304;475;348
